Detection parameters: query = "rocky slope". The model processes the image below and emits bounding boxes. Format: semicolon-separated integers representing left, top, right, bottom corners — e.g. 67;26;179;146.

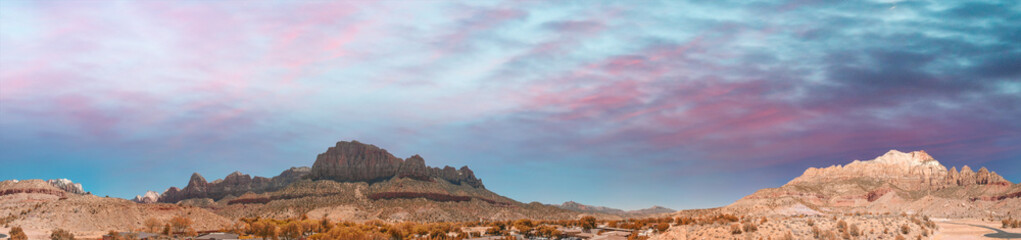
0;180;231;238
726;150;1020;218
158;166;311;203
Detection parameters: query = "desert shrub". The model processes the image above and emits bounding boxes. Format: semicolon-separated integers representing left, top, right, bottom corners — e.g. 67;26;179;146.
781;231;794;240
742;222;757;233
50;228;74;240
812;225;822;239
895;235;906;240
169;216;192;234
730;223;742;234
849;224;860;237
900;224;910;234
10;226;28;240
837;219;847;231
808;219;816;226
821;230;838;240
1006;218;1021;228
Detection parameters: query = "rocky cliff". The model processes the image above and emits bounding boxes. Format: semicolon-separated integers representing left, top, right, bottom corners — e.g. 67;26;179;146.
789;150;1010;189
309;141;484;188
159;167;311;203
46;178;86;195
132;191;160;203
728;150;1019;218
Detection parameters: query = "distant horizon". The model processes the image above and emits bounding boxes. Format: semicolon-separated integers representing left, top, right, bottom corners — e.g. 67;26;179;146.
2;1;1020;211
5;141;1017;212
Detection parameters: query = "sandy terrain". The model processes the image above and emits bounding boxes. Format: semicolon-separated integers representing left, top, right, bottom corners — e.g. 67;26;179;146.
934;219;1021;240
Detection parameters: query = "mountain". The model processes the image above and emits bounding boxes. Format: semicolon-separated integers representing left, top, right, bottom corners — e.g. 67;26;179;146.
556;201;675;217
158;166;311;203
158;140;581;222
725;150;1020;217
0;179;230;238
310;141;484;188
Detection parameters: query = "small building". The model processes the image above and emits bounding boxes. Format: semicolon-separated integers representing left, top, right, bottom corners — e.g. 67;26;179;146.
194;233;240;240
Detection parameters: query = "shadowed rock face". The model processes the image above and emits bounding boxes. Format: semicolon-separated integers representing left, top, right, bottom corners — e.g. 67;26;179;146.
309;141;484;188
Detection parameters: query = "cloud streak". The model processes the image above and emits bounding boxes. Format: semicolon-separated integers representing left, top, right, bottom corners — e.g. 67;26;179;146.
1;0;1019;210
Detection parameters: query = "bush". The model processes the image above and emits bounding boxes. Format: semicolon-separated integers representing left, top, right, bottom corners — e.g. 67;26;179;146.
730;223;742;234
901;224;911;234
50;228;74;240
10;226;28;240
781;231;794;240
849;224;860;237
742;222;757;233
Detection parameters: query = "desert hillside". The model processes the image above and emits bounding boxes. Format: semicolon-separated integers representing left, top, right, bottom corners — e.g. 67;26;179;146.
724;150;1020;218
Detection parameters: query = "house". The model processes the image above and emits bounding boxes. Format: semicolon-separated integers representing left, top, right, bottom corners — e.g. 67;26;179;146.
194;233;240;240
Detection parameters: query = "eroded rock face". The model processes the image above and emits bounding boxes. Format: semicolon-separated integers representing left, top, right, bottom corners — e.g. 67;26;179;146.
46;179;86;195
730;149;1017;218
133;191;160;203
790;150;1011;189
310;141;484;188
159;141;485;203
159;167;312;203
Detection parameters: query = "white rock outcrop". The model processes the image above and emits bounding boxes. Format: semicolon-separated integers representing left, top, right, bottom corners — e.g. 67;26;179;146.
46;178;86;194
133;191;161;203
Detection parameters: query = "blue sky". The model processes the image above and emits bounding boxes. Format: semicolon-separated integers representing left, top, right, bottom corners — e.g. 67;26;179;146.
1;0;1019;210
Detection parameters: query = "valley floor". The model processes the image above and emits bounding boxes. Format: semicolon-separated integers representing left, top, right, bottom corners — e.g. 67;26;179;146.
933;219;1021;240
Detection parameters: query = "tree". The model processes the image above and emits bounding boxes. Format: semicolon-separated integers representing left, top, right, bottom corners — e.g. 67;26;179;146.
9;226;28;240
144;217;162;233
169;216;193;235
251;219;279;240
580;216;597;232
654;223;669;233
281;222;303;240
50;228;75;240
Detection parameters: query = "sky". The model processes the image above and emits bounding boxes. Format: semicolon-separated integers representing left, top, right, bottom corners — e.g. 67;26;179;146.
1;0;1019;210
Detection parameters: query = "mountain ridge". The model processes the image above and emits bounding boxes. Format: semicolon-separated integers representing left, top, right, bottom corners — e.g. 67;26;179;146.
724;149;1020;218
